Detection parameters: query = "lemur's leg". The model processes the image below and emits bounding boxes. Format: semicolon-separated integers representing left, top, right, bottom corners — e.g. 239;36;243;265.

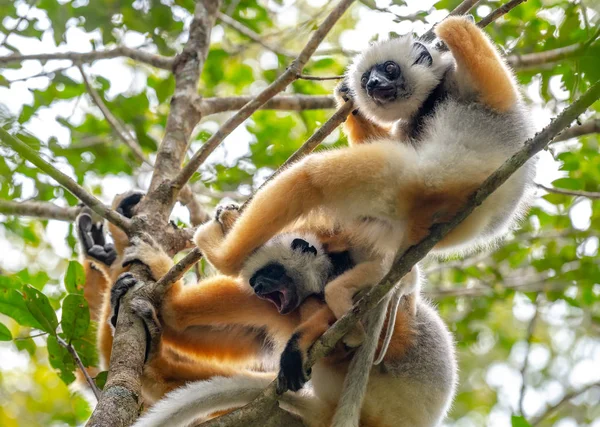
278;299;337;393
195;144;399;276
77;210;116;321
335;81;392;145
435;16;519;112
324;260;388;347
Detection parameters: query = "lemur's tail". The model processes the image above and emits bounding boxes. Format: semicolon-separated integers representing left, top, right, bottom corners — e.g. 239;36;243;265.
131;373;323;427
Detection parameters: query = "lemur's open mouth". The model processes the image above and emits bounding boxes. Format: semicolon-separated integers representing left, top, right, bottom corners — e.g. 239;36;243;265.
261;291;286;312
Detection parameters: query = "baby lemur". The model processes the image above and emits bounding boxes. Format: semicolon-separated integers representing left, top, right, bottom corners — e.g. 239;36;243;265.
193;17;537;351
130;205;457;427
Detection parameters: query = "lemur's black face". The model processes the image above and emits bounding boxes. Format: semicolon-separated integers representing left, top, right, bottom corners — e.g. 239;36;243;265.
249;238;318;315
361;42;433;105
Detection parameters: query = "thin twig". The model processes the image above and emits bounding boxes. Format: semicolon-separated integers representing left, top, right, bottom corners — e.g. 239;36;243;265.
172;0;357;190
217;12;296;58
296;74;344;81
0;200;81;221
478;0;528;28
530;381;600;426
77;65;149;165
0;46;174;69
537;183;600;199
421;0;481;41
519;297;541;416
552;118;600;142
199;94;335;116
0;128;131;231
57;336;101;401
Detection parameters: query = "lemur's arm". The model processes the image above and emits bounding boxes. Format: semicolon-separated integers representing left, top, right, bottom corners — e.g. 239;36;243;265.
435;16;519;112
335;82;392;145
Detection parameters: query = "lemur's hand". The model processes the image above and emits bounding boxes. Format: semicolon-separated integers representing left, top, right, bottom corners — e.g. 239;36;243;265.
335;79;359;116
277;333;311;393
77;209;117;266
215;203;241;233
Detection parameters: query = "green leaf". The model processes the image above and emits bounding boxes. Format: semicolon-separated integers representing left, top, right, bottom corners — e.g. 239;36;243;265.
0;321;12;340
47;336;76;385
94;371;108;390
65;261;86;295
71;321;99;368
0;288;43;329
0;274;23;289
22;285;58;335
14;336;37;355
511;415;531;427
61;295;90;341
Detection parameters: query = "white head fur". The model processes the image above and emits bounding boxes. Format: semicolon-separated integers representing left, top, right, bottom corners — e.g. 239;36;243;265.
347;35;453;124
241;232;333;296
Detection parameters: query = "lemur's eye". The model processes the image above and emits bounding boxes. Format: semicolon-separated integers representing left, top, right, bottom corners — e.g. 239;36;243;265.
291;238;318;256
361;73;369;88
384;61;398;75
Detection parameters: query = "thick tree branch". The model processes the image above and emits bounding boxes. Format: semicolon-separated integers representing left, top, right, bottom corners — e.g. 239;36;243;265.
0;128;131;231
0;199;81;221
0;46;174;69
172;0;357;191
88;4;222;426
217;12;297;58
78;65;149;165
537;183;600;199
145;1;221;215
203;79;600;427
199;94;336;116
506;43;582;70
530;381;600;426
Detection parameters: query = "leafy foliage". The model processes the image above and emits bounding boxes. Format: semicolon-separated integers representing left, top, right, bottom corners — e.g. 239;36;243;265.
0;0;599;426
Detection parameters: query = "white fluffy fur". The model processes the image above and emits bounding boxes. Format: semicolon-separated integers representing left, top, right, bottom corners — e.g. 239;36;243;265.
241;232;332;295
347;35;453;124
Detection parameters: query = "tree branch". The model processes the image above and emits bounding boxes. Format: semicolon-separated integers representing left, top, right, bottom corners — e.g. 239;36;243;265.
552;118;600;142
537;183;600;199
57;336;101;401
78;65;149;165
217;12;297;58
87;3;222;425
530;381;600;426
0;46;174;69
0;199;81;221
171;0;357;191
203;79;600;427
199;95;336;116
421;0;481;41
0;128;131;231
519;297;540;416
478;0;527;28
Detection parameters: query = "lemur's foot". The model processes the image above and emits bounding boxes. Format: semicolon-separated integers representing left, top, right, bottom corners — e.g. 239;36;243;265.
109;272;162;361
335;79;359;116
110;272;139;330
215;203;240;232
342;322;366;348
77;209;117;266
116;190;144;218
277;333;311;393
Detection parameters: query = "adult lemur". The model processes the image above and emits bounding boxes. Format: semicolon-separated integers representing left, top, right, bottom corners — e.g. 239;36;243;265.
193;16;537;343
128;204;456;427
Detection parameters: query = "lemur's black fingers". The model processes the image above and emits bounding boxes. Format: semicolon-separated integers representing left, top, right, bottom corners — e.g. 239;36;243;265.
77;212;96;250
90;222;106;247
215;203;240;221
276;370;288;395
464;14;475;22
109;273;139;329
215;203;241;232
130;297;162;363
88;245;117;266
278;333;309;392
116;191;144;218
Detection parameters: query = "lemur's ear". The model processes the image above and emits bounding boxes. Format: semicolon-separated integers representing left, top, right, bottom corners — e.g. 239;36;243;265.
413;42;433;66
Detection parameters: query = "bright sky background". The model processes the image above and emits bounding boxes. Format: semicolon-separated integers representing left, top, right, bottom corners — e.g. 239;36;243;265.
1;1;598;426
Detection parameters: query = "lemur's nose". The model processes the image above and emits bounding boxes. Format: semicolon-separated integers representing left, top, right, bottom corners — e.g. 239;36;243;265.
366;77;380;90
